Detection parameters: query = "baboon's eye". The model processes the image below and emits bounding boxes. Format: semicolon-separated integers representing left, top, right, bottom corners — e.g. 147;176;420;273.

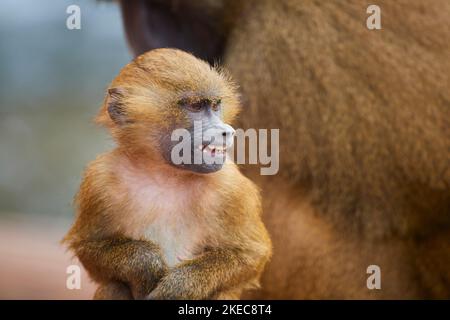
179;98;209;112
189;101;205;112
212;99;222;111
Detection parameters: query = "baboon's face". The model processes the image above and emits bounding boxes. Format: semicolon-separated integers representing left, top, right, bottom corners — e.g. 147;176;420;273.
101;49;240;174
160;95;235;174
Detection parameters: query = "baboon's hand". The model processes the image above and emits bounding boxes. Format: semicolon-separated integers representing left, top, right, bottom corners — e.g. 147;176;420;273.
146;267;209;300
129;256;169;300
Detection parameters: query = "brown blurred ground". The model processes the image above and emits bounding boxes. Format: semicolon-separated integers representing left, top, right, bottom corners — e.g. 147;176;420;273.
0;216;95;299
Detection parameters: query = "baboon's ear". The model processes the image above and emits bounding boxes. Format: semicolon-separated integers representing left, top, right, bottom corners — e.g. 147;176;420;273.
106;88;128;125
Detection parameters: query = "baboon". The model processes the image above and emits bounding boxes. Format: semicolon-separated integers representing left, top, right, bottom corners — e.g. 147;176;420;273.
64;49;271;299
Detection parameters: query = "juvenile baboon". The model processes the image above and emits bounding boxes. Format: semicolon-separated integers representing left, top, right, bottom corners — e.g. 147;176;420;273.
64;49;271;299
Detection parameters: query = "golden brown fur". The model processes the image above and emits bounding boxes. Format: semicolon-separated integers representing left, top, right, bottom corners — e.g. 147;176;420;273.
92;0;450;298
64;49;272;299
222;0;450;298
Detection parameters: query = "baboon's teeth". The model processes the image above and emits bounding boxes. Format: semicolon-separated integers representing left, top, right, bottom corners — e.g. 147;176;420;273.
200;144;226;155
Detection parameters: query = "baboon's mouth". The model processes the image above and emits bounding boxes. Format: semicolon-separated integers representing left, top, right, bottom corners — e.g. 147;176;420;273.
198;143;226;156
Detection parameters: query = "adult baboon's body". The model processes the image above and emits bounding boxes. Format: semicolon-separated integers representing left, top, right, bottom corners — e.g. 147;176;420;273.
118;0;450;298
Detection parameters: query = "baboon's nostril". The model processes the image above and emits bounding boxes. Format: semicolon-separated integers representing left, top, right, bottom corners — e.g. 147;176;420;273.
223;128;235;137
222;125;235;139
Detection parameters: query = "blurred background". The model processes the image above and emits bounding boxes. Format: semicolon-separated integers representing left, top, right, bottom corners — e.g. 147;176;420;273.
0;0;130;298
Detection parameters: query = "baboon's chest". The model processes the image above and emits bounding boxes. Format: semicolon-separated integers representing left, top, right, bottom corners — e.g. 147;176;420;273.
118;167;217;267
143;212;207;267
